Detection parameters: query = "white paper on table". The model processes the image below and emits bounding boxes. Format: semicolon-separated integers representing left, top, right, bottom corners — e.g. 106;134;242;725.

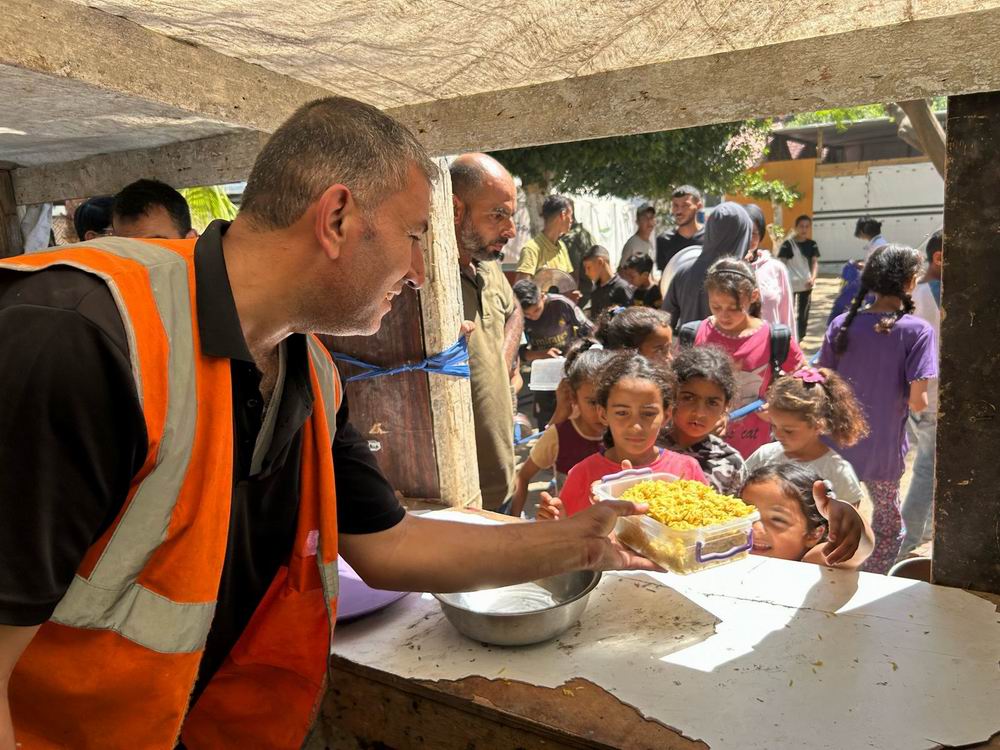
334;555;1000;750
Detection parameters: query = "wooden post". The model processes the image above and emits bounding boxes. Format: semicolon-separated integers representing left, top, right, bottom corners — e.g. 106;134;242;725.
320;160;480;508
0;171;23;257
932;91;1000;594
420;158;482;507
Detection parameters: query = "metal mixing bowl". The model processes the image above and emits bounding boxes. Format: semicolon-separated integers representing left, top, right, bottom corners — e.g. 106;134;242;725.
433;570;601;646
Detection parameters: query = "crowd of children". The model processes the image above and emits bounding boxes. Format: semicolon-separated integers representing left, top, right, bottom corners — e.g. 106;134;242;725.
513;239;938;576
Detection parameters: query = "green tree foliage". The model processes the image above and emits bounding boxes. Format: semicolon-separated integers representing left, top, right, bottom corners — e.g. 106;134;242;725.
489;120;771;200
733;170;802;207
784;98;947;131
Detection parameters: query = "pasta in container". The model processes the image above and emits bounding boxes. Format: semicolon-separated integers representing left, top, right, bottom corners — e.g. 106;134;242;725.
594;470;760;574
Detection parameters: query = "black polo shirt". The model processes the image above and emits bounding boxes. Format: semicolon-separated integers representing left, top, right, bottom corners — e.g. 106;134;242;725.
588;273;634;320
655;227;704;271
0;221;404;704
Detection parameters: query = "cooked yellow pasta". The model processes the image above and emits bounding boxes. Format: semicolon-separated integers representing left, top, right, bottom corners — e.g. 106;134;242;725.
620;479;755;530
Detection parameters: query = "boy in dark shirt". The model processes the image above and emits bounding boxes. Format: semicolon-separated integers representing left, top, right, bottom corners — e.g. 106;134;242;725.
621;254;663;309
513;279;593;427
582;245;633;320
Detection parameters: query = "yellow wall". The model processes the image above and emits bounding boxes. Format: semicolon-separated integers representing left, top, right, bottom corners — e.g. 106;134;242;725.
726;158;816;249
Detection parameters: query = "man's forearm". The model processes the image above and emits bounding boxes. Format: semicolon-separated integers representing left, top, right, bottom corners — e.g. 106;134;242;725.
503;307;524;371
341;515;589;593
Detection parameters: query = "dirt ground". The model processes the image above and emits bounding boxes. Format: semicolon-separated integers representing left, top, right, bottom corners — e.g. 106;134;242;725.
516;274;920;538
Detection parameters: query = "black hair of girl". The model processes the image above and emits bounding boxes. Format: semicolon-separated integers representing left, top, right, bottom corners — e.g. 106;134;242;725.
833;244;925;355
767;369;869;447
594;306;672;350
743;463;827;539
671;345;737;403
595;351;676;449
704;258;762;318
562;338;613;392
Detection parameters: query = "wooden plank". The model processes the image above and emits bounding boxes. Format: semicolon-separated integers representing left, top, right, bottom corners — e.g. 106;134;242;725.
0;171;22;257
419;159;481;507
1;0;332;135
933;91;1000;595
12;132;266;205
814;155;931;179
315;657;706;750
320;288;440;502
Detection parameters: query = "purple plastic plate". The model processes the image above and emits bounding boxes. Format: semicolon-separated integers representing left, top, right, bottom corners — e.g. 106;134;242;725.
336;556;409;622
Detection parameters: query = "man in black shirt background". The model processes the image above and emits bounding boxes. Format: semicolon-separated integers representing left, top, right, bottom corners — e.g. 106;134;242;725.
112;178;199;240
655;185;705;271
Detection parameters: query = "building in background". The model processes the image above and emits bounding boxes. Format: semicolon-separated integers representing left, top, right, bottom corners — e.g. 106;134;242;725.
729;116;944;267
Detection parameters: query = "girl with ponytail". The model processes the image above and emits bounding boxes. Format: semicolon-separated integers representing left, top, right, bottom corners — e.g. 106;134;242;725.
818;245;938;573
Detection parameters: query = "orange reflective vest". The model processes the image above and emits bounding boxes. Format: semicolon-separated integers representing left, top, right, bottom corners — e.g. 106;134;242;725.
1;238;342;749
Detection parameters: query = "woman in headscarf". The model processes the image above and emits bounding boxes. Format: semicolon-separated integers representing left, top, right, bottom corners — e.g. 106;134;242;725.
743;204;797;340
662;202;752;329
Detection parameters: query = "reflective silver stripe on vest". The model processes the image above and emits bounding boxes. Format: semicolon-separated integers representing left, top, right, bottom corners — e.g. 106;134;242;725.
306;335;342;605
14;239;206;653
56;578;215;654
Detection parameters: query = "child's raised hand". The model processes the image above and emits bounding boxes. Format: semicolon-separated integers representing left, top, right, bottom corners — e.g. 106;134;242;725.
536;492;565;521
809;480;874;567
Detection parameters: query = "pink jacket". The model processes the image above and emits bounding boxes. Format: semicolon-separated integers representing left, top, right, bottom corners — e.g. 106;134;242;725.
751;250;797;341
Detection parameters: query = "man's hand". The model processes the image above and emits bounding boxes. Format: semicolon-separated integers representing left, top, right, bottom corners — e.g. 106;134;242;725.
804;480;874;568
568;290;583;303
565;500;662;572
460;320;476;339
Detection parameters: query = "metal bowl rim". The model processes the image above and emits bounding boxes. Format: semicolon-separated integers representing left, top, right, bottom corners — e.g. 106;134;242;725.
432;571;601;617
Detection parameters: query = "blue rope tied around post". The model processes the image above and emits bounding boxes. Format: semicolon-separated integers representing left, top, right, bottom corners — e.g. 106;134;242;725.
331;337;471;383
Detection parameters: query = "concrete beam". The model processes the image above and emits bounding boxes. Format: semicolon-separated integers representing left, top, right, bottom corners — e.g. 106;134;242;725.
9;2;1000;203
1;0;334;134
395;5;1000;154
13;132;265;205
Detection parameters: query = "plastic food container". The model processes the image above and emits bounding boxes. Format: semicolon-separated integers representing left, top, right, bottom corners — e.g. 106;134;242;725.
529;357;566;391
594;468;760;575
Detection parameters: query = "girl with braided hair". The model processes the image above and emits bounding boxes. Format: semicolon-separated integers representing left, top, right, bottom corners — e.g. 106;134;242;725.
818;245;938;573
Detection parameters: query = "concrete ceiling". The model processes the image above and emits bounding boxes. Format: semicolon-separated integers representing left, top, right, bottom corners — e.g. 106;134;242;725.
62;0;990;109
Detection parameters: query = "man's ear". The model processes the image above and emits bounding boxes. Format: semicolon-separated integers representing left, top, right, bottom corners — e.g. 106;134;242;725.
314;184;354;261
185;229;199;240
933;250;943;266
452;195;465;228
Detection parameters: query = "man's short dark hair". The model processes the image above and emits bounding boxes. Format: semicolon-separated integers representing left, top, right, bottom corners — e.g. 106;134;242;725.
854;215;882;239
582;244;611;262
512;279;542;309
73;196;113;240
113;180;193;237
623;253;654;275
541;194;573;221
636;204;656;220
926;229;943;262
671;185;702;203
795;214;812;226
240;97;437;230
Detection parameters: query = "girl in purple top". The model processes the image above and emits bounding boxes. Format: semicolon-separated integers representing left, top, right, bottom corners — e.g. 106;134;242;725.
819;245;938;573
